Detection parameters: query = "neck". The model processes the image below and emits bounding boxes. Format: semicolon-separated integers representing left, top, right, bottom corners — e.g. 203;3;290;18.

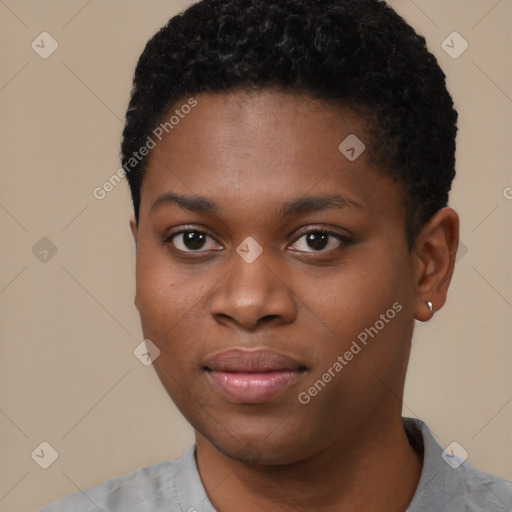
195;416;423;512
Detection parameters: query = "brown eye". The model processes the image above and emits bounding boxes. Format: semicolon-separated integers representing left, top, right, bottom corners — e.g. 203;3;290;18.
169;230;222;252
305;232;329;251
290;231;346;253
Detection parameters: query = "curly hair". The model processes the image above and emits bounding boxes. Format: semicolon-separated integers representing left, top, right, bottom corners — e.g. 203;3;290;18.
121;0;458;248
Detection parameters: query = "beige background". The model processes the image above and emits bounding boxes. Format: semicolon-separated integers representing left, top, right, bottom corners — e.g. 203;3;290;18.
0;0;511;510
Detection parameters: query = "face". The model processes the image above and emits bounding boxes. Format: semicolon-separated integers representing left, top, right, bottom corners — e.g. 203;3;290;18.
131;89;419;465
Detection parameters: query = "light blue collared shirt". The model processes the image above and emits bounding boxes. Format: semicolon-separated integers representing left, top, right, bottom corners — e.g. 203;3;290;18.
40;417;512;511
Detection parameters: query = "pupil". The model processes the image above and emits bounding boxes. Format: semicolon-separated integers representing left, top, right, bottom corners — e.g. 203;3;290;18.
307;232;328;250
184;231;206;250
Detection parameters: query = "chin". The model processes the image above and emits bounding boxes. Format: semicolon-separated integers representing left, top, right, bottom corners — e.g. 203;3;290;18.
196;417;318;466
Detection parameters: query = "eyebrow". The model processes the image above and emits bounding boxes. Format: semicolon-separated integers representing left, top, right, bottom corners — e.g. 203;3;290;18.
150;193;218;215
280;194;364;216
149;192;364;216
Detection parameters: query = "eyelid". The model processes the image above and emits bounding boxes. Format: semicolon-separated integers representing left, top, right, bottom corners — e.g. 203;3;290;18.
162;225;223;248
290;226;352;243
162;225;351;253
287;227;352;253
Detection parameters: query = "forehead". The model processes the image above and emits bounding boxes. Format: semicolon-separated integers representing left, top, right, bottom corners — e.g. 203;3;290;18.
140;89;403;221
153;89;369;166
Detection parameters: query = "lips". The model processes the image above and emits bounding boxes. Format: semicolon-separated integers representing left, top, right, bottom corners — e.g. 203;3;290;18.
206;348;304;372
204;348;307;404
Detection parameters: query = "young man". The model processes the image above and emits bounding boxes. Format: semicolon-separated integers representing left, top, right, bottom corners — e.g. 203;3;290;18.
41;0;512;510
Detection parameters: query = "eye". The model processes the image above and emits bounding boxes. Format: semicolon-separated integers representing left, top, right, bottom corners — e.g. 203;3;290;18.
289;230;347;253
166;229;222;252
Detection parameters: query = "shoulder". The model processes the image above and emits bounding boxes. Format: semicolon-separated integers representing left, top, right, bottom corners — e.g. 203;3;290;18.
39;445;212;512
403;417;512;512
451;459;512;511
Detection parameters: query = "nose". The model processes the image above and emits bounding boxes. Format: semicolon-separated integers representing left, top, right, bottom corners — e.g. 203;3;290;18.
209;249;297;330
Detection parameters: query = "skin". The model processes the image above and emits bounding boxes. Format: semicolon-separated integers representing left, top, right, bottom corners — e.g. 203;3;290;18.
129;89;459;511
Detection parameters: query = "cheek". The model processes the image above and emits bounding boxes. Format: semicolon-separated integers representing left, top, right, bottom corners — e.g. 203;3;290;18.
135;248;197;352
133;245;229;383
136;239;191;316
306;261;403;337
134;260;208;408
301;248;413;378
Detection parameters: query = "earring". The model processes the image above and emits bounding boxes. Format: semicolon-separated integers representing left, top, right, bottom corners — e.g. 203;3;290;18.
427;301;433;313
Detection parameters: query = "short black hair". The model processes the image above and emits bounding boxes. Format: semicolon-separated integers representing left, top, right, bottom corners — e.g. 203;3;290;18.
121;0;458;248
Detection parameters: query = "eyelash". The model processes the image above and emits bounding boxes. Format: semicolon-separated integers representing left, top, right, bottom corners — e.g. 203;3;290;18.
290;229;351;253
162;226;351;254
161;226;220;252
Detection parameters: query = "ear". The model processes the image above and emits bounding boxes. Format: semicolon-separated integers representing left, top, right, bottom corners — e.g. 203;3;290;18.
129;214;138;245
412;207;459;322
